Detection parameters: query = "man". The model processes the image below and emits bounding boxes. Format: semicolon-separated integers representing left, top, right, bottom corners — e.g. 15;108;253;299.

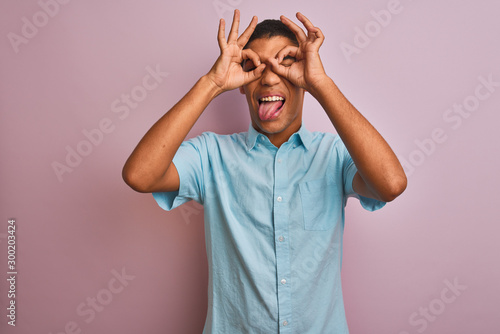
123;10;407;333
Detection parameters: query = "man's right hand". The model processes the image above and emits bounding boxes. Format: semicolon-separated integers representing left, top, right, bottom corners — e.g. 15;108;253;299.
123;10;264;193
206;9;265;95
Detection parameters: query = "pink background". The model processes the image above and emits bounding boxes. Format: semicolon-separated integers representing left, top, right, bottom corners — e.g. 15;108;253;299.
1;1;499;333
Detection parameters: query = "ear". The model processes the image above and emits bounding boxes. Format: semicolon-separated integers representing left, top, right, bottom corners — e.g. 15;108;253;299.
239;86;245;94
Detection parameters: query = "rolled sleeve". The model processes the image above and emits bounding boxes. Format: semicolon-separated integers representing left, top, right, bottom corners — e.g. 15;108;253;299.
344;161;386;211
152;135;207;211
340;140;386;212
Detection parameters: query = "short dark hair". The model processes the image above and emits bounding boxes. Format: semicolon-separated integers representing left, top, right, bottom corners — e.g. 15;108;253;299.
244;19;298;49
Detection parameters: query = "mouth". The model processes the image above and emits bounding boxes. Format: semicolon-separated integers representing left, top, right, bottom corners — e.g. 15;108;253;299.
257;95;286;121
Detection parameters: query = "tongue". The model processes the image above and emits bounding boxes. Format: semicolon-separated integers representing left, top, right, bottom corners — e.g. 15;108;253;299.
258;101;283;120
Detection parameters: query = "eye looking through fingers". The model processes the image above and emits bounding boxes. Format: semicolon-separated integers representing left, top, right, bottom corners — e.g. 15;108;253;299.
242;59;256;72
243;55;296;72
280;55;296;67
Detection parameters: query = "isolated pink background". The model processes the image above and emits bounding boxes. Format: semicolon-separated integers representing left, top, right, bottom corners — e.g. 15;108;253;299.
1;1;499;333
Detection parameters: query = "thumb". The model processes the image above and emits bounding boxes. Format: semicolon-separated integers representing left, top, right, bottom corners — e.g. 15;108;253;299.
243;63;266;84
268;58;288;79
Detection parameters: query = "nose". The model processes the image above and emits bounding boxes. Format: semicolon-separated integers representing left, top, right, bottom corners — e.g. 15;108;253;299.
260;60;281;86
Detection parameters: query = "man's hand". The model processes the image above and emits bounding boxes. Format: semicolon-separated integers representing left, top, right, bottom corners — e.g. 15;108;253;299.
206;10;266;95
123;10;266;193
271;13;407;202
269;13;329;93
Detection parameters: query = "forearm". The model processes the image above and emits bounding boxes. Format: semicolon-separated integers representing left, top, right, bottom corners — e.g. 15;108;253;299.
122;75;222;192
123;10;264;193
309;77;407;201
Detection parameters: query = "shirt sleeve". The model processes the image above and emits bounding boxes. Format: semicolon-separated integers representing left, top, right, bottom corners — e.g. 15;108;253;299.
339;139;386;212
152;134;208;211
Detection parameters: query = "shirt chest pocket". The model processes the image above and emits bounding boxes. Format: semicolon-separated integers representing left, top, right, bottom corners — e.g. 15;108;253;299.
299;177;343;231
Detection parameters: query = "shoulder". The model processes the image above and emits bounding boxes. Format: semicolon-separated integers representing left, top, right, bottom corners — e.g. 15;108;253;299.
307;130;343;150
197;131;247;143
185;131;248;150
305;131;351;167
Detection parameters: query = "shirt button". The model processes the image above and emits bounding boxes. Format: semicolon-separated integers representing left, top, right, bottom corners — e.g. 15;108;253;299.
277;196;282;202
281;278;286;285
277;158;282;163
278;236;284;242
283;320;288;326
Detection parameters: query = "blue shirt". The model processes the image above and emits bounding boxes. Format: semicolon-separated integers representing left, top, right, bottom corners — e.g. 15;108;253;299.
153;124;385;333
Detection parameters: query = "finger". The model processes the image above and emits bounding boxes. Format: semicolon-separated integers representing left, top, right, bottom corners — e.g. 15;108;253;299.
268;57;288;78
276;45;299;64
310;26;325;48
228;9;240;43
296;12;324;46
296;12;317;35
217;19;227;51
243;63;266;85
242;48;261;67
237;15;258;48
280;15;307;44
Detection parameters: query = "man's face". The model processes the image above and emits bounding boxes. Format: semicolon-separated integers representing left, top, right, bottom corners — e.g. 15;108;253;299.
239;36;305;145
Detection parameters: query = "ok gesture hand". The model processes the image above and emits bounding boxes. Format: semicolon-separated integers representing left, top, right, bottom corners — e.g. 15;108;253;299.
269;13;329;93
207;10;266;94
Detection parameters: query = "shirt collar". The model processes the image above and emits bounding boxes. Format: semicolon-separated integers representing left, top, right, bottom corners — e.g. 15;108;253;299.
246;123;313;151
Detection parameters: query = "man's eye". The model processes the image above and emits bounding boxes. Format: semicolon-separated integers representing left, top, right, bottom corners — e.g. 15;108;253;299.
281;56;296;67
243;60;256;72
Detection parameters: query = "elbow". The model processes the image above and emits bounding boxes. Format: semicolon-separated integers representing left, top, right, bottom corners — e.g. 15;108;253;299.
379;174;407;202
122;166;153;193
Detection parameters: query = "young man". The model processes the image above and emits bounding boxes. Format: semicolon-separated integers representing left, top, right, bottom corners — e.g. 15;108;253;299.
123;10;406;333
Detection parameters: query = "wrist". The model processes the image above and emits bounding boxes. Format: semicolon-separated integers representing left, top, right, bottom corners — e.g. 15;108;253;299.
201;74;225;99
307;75;335;99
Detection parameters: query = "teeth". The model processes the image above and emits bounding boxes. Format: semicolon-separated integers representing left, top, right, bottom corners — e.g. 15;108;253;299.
259;96;284;102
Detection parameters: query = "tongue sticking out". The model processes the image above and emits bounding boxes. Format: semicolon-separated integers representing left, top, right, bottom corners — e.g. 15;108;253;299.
258;100;284;120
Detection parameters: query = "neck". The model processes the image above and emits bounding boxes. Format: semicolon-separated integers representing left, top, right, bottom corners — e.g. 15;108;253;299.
255;122;301;148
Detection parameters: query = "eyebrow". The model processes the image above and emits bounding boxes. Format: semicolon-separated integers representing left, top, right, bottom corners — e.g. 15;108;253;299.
241;55;296;67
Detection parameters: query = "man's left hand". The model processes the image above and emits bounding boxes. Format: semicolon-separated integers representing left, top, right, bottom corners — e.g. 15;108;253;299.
269;12;330;93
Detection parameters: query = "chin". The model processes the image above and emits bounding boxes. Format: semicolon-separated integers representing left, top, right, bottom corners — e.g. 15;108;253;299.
252;116;296;135
260;121;286;132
